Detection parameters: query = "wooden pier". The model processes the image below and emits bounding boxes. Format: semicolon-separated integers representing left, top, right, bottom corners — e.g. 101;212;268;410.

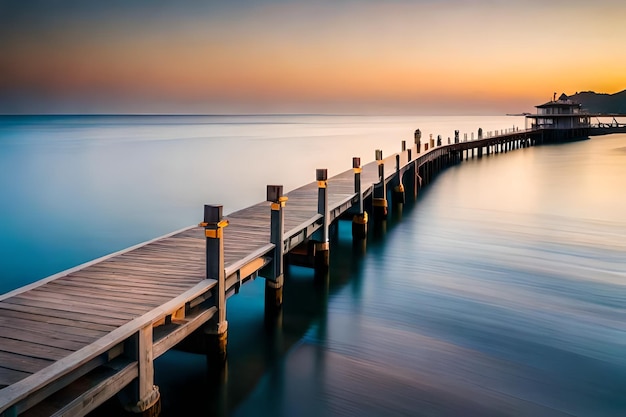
0;124;621;416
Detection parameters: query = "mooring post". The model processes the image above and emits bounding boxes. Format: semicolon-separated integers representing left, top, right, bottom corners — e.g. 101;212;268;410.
373;150;388;222
392;154;405;207
266;185;286;313
315;169;330;270
202;204;228;363
414;129;421;153
406;148;418;199
351;157;368;240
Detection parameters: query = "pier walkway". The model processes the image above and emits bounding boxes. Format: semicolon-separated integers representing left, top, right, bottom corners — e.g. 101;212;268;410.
0;124;621;416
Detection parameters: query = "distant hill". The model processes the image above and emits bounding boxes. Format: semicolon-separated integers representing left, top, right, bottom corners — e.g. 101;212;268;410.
568;90;626;114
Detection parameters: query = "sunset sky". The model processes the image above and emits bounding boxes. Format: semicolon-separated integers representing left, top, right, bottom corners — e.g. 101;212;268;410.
1;0;624;115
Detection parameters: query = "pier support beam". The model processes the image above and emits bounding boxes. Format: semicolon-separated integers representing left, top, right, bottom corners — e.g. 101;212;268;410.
351;157;368;240
266;185;287;314
121;325;161;416
202;205;229;364
392;154;405;208
372;150;388;223
315;169;330;270
406;149;418;200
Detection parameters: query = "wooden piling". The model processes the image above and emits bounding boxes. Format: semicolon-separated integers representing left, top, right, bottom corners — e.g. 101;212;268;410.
372;150;388;222
266;185;286;314
414;129;421;153
351;157;368;240
202;205;228;364
120;326;160;415
315;169;330;270
392;154;405;207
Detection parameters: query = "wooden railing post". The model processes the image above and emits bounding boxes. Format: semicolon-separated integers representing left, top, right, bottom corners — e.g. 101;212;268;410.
315;169;330;270
202;204;228;363
392;154;405;207
414;129;421;153
373;150;388;222
121;325;160;414
266;185;286;312
351;157;368;240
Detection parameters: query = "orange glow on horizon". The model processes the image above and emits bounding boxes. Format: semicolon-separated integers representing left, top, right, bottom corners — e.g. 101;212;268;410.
1;1;625;114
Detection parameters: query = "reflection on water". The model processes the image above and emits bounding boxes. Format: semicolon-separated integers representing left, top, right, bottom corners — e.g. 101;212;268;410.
1;117;625;416
228;135;626;417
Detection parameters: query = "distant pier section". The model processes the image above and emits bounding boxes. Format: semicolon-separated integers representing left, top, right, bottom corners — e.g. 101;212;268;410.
1;97;625;416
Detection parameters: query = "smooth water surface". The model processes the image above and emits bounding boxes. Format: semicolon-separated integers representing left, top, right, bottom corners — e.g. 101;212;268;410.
230;135;626;417
1;116;624;417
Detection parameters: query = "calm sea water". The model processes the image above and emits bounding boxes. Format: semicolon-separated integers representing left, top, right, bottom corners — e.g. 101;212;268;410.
1;115;625;416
